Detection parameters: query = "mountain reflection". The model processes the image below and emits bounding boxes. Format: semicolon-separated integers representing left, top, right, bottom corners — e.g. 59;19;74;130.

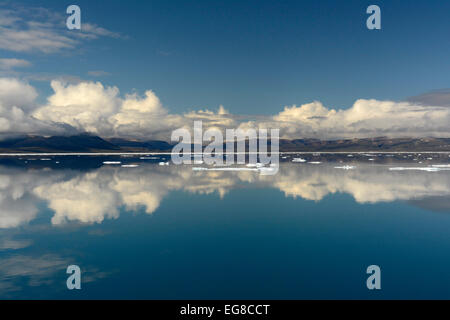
1;161;450;228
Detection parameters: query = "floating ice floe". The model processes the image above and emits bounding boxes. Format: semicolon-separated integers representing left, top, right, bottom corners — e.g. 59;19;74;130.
103;161;121;165
368;158;375;161
292;158;306;163
121;164;139;168
334;165;355;170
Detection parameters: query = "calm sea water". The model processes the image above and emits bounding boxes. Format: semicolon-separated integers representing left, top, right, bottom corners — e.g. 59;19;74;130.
1;154;450;299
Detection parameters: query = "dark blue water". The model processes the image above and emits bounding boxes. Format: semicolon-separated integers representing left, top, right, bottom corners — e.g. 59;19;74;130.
1;155;450;299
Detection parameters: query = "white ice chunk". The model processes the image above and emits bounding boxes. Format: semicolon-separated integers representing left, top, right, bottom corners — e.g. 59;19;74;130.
103;161;121;165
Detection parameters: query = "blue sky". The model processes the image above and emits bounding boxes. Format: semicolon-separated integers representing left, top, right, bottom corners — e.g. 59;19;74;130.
2;0;449;114
1;0;450;140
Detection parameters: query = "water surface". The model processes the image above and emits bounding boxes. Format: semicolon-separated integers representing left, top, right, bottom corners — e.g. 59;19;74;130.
1;154;450;299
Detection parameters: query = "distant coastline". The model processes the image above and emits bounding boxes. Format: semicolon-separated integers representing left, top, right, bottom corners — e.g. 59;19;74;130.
1;151;450;156
1;134;450;153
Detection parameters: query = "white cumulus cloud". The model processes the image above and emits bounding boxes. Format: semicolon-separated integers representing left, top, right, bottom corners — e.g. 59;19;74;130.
1;76;450;141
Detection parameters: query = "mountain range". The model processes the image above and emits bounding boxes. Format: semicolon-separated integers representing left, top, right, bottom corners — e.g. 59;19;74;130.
1;134;450;153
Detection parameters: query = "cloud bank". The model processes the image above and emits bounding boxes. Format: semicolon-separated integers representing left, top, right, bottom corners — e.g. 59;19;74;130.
1;76;450;140
253;99;450;139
